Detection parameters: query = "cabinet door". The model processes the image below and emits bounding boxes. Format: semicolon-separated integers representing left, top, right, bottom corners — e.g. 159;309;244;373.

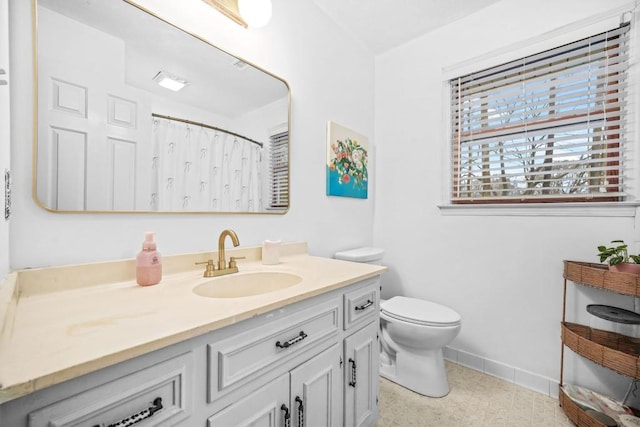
344;322;379;427
207;373;289;427
290;343;342;427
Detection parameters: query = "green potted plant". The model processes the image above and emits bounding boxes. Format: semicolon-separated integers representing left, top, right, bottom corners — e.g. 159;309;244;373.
597;240;640;274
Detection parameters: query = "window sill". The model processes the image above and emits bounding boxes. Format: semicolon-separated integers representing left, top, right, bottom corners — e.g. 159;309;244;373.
437;202;640;217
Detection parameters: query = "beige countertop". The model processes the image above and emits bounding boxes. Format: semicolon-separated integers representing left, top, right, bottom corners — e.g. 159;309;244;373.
0;242;386;404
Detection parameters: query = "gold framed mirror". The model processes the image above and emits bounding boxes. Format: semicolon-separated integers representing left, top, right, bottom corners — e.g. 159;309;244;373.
33;0;289;213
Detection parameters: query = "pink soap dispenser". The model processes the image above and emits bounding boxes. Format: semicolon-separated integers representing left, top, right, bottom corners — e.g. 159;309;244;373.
136;232;162;286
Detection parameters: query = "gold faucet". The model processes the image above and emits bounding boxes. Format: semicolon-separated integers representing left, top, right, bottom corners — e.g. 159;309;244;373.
218;228;240;271
196;229;245;277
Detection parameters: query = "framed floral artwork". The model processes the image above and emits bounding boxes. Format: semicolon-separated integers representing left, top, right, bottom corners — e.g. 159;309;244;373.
326;121;368;199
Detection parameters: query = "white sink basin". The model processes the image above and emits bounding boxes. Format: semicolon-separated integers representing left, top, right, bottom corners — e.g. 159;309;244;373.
192;272;303;298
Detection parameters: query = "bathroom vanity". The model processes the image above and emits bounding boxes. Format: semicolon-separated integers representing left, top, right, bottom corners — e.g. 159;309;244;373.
0;243;385;426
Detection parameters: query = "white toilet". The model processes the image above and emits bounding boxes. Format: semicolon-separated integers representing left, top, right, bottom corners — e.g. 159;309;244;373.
335;247;462;398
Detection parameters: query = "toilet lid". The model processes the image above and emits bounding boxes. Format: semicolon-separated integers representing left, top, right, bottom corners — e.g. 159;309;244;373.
334;247;384;262
381;296;461;327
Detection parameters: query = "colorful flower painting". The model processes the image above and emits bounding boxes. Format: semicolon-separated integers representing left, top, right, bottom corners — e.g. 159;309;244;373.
326;121;368;199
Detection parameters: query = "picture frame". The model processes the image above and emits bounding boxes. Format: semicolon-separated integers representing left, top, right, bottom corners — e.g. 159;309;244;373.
326;121;369;199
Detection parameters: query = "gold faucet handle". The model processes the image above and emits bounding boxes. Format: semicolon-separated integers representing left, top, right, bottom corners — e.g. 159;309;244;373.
229;256;246;269
195;260;216;277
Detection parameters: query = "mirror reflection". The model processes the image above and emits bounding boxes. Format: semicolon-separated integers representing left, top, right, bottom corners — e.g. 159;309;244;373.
35;0;289;213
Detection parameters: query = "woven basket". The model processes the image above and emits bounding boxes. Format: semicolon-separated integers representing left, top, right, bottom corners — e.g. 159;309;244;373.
562;322;640;378
559;386;611;427
564;261;640;296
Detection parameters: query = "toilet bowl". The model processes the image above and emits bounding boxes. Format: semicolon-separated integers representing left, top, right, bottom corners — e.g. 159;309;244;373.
380;296;461;397
334;247;462;398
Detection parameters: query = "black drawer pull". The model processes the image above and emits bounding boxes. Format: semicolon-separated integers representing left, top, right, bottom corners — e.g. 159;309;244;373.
355;299;374;311
295;396;304;427
349;358;357;387
93;397;162;427
276;331;308;349
281;403;291;427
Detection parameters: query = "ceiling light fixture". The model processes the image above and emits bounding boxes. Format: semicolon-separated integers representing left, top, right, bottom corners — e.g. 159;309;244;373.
238;0;272;28
201;0;272;29
152;71;189;92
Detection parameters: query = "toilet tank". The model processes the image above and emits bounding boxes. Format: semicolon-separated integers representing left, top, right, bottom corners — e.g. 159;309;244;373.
334;247;384;265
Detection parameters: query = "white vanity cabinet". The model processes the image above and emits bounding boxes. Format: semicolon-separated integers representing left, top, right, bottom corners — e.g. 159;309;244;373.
0;276;381;427
343;281;380;427
206;296;341;405
206;277;380;427
344;323;379;427
205;294;344;427
208;343;343;427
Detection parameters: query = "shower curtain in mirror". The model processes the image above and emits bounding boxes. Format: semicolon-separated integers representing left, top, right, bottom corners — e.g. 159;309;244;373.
150;117;263;212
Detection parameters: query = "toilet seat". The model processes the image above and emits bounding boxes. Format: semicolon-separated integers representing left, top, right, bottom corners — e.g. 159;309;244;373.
381;296;461;327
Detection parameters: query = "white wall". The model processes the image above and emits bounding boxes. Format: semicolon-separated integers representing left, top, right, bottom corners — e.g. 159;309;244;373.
9;0;375;268
374;0;640;399
0;0;10;280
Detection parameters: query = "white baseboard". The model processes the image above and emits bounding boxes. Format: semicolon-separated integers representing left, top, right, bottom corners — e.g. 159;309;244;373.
443;346;560;399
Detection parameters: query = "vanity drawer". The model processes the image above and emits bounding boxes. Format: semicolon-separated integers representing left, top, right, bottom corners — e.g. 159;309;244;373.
344;279;379;331
207;297;340;402
28;351;193;427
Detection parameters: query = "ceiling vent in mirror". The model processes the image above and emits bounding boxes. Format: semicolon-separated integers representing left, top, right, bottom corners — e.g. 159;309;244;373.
232;59;249;71
152;71;189;92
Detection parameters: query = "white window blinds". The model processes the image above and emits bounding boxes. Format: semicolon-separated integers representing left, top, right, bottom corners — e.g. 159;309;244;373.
450;23;631;204
268;131;289;210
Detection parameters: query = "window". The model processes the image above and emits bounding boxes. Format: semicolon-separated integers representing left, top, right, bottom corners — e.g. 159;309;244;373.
450;23;630;204
268;130;289;210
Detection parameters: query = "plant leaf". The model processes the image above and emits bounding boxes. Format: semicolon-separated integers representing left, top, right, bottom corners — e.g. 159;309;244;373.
611;256;623;265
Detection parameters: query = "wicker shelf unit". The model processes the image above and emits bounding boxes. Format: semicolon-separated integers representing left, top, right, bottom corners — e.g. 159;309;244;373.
560;260;640;427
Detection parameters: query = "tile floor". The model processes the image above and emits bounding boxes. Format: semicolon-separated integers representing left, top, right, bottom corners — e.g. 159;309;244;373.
377;361;574;426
